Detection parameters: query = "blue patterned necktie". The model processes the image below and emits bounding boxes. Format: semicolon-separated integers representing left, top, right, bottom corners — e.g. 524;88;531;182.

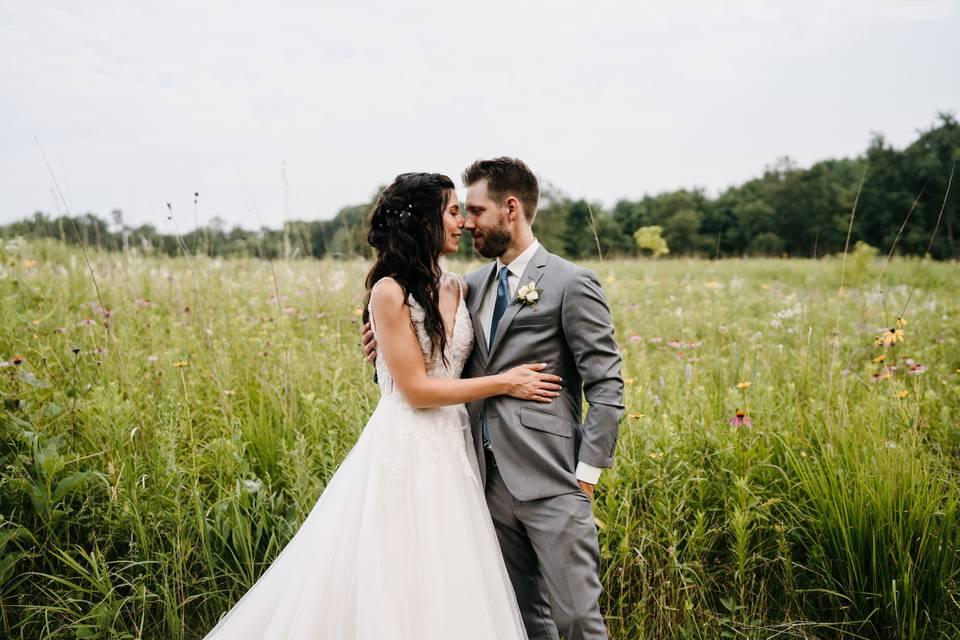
482;265;511;448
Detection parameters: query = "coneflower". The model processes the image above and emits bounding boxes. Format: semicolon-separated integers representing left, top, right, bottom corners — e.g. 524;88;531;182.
729;409;752;427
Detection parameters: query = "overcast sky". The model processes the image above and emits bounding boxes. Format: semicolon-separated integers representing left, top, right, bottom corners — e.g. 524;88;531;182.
1;0;957;231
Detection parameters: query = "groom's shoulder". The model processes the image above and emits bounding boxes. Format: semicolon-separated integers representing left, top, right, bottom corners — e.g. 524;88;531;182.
545;251;595;284
464;264;490;286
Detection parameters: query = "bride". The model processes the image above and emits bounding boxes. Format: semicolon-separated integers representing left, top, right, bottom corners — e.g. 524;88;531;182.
202;172;563;639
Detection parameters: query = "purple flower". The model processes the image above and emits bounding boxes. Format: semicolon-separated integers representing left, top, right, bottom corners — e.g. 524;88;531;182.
729;409;752;427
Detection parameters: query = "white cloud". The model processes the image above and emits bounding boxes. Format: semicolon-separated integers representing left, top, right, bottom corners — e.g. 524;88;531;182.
1;0;957;230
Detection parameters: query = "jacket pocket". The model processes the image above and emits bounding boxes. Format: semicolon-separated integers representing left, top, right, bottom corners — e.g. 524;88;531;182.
519;407;573;438
511;316;554;328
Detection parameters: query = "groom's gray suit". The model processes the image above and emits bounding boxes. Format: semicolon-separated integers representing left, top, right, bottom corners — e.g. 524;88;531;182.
463;242;625;640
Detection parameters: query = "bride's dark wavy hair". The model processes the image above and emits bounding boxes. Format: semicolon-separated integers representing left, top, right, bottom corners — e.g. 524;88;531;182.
363;172;456;365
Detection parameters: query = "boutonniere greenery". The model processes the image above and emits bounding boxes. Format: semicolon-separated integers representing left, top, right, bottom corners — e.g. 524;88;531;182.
515;281;543;307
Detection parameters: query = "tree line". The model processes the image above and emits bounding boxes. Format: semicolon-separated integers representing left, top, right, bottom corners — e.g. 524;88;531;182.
3;113;957;260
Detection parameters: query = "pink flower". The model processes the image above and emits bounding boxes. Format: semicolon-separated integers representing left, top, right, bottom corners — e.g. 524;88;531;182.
729;409;752;427
649;336;663;344
667;339;683;349
81;318;97;327
628;334;642;343
907;363;927;375
134;298;153;308
687;340;702;349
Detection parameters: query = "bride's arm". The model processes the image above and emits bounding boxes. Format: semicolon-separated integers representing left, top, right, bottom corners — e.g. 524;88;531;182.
370;278;562;409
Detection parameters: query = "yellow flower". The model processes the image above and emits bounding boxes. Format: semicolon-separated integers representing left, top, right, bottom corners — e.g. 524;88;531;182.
872;354;886;363
353;307;363;317
896;316;908;328
648;452;662;462
173;360;188;368
897;389;910;399
624;378;636;386
879;328;904;346
628;413;644;419
736;381;751;389
705;281;721;289
21;259;38;269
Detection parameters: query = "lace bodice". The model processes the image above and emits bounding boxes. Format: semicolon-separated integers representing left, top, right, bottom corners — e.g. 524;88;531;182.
369;274;475;398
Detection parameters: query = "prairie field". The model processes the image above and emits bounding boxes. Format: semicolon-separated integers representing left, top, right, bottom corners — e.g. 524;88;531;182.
1;238;959;639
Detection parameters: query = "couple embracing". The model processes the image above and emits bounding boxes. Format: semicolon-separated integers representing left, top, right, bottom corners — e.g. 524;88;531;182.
202;157;625;640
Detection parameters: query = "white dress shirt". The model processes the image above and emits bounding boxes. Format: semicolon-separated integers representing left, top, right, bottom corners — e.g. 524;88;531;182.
479;238;602;486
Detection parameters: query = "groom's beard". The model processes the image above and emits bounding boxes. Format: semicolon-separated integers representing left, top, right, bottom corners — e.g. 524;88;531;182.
472;225;512;259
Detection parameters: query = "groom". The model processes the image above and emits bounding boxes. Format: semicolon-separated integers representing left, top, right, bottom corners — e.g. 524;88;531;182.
364;157;624;640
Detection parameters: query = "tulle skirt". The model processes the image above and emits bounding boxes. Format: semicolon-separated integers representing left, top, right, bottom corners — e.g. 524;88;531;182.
202;395;527;639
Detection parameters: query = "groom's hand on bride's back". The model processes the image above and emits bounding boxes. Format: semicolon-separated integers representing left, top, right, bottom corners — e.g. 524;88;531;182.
360;321;377;366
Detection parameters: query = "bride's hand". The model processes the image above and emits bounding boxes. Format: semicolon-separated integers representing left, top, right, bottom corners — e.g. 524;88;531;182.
500;363;563;402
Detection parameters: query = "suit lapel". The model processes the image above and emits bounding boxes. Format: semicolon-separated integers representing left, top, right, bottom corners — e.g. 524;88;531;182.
469;262;497;361
487;244;551;359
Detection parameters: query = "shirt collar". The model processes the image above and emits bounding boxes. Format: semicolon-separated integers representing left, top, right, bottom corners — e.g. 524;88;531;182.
496;238;540;278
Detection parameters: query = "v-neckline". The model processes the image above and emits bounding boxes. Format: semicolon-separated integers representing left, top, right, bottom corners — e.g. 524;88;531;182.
442;286;465;341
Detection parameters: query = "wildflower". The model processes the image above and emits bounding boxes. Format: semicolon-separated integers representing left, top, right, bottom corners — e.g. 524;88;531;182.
81;318;97;326
71;347;80;355
729;409;752;427
705;280;721;289
675;351;685;359
22;259;38;269
134;298;153;308
718;324;729;335
667;339;683;349
54;326;67;333
628;413;644;419
624;378;636;386
147;355;158;363
0;360;11;368
907;363;927;375
12;355;25;365
353;307;363;317
879;327;904;346
649;336;663;344
172;360;188;368
896;316;908;328
736;381;751;389
897;389;910;399
628;334;641;343
687;340;702;348
648;452;662;462
872;354;886;364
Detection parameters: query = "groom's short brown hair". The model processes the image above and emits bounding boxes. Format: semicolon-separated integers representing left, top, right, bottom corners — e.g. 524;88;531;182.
462;157;540;223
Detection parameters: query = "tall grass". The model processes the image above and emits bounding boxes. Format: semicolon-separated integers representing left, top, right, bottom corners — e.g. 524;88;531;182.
1;238;958;638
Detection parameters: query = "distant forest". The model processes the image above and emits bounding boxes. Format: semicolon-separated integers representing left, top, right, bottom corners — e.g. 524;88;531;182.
3;113;957;260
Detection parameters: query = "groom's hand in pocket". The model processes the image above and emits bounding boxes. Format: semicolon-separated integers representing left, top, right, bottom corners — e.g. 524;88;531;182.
360;322;377;366
578;480;595;500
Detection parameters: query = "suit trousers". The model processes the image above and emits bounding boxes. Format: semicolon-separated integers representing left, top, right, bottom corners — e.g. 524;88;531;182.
485;451;607;640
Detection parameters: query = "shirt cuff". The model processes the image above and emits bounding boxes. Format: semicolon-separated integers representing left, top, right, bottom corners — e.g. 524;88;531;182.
575;461;602;485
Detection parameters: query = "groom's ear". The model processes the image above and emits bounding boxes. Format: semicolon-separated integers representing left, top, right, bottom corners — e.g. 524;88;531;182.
505;195;522;222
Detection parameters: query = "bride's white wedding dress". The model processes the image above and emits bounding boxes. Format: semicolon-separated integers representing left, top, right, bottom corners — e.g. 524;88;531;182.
202;274;527;639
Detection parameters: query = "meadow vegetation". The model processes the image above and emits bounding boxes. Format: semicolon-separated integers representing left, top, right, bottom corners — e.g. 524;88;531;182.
1;238;959;639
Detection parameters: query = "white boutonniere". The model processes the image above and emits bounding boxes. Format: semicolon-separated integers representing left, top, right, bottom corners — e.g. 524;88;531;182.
515;281;543;307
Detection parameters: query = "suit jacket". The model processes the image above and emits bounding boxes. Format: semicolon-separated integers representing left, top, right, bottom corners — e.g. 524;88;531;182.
463;243;625;501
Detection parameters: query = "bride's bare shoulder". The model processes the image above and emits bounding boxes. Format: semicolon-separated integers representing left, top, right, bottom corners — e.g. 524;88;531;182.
370;277;405;308
442;271;468;296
